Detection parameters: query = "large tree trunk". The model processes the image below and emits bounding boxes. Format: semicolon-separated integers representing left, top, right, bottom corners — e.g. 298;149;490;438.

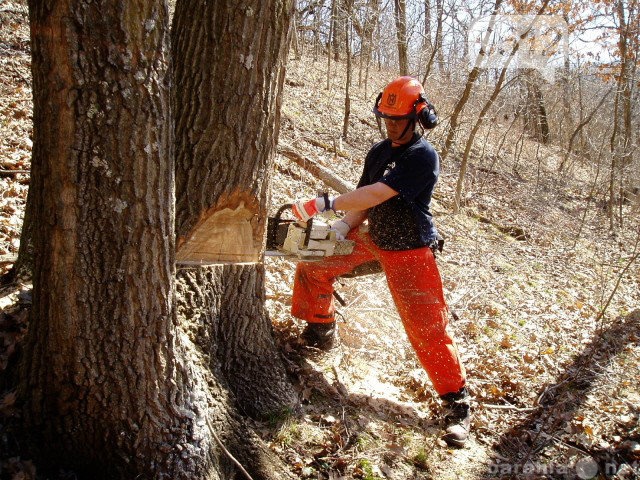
20;0;206;476
176;264;296;418
172;0;297;417
19;0;295;478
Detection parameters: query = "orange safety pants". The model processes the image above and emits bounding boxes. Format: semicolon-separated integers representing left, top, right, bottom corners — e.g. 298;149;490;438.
292;228;466;396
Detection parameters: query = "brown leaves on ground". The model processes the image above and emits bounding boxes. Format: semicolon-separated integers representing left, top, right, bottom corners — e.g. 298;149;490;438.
262;56;640;479
0;3;31;277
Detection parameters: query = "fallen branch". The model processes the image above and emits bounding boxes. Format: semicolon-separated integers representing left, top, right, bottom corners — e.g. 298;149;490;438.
0;255;18;266
468;210;529;241
0;169;30;177
482;403;535;412
303;137;350;159
278;144;354;194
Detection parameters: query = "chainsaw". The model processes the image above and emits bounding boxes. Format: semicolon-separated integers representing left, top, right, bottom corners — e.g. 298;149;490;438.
265;204;355;260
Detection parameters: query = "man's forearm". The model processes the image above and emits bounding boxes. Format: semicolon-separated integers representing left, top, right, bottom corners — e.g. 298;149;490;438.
333;182;397;211
341;210;368;229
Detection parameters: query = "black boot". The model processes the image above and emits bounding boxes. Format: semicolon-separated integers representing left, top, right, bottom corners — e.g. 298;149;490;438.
301;321;338;350
440;387;471;447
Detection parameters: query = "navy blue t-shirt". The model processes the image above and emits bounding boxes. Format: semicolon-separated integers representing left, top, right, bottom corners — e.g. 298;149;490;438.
356;133;439;250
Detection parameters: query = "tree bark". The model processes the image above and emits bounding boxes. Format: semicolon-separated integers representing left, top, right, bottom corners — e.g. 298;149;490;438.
176;264;296;419
19;0;297;478
172;0;298;417
332;0;344;61
20;0;216;477
394;0;409;75
520;69;550;144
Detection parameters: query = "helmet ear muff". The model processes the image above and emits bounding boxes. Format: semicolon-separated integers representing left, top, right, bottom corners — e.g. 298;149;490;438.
416;94;438;130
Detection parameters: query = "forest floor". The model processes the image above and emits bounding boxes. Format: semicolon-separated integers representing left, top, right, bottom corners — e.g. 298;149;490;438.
1;4;639;480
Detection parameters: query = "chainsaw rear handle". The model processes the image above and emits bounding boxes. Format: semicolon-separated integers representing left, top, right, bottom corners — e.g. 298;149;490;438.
267;203;314;251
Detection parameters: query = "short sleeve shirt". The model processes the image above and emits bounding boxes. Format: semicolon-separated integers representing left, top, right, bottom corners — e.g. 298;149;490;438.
356;133;439;250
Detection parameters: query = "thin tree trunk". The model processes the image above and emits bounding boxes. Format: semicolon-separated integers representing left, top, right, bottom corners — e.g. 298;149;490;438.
422;0;442;83
454;0;550;210
363;0;380;95
559;87;613;173
343;12;352;139
291;11;300;60
435;0;444;74
394;0;409;75
332;0;344;61
424;0;432;51
560;13;572;147
521;69;550;143
441;0;504;161
327;0;336;89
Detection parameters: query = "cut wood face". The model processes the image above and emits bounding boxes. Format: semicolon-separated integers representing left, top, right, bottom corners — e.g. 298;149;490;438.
176;202;260;263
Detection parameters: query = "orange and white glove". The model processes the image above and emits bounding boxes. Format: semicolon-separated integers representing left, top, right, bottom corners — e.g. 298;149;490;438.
292;194;334;222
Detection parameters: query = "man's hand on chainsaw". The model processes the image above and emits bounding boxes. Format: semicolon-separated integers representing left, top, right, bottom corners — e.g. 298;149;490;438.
330;219;351;240
292;194;334;222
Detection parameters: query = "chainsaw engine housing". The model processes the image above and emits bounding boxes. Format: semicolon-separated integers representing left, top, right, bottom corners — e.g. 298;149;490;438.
266;205;355;260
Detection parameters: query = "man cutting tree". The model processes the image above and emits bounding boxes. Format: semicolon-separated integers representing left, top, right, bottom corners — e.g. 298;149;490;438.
290;76;471;447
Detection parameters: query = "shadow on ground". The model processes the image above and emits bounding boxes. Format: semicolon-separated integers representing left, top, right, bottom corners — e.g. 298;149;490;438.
480;310;640;479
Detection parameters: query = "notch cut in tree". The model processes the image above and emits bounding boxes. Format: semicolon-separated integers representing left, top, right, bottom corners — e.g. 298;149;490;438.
173;2;294;265
176;192;261;264
172;0;298;421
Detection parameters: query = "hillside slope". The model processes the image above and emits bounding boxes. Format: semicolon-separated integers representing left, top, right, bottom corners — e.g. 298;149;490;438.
262;56;639;479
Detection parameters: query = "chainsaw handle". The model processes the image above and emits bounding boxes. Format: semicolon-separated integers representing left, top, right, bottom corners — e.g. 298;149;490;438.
274;203;294;221
275;203;314;248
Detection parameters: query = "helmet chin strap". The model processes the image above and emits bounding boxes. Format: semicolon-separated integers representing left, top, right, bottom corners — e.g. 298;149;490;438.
392;119;416;146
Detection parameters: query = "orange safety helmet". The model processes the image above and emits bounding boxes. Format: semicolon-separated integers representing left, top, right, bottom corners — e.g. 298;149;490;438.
373;76;438;129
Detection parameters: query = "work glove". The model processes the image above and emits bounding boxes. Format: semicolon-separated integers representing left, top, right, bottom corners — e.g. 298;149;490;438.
292;194;334;222
330;219;351;240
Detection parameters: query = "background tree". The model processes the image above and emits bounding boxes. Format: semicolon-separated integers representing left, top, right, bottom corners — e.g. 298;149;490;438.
394;0;409;74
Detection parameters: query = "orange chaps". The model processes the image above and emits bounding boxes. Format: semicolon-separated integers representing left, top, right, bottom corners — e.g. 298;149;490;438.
292;228;466;396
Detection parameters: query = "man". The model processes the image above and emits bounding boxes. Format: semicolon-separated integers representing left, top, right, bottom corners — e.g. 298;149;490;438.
290;77;471;447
